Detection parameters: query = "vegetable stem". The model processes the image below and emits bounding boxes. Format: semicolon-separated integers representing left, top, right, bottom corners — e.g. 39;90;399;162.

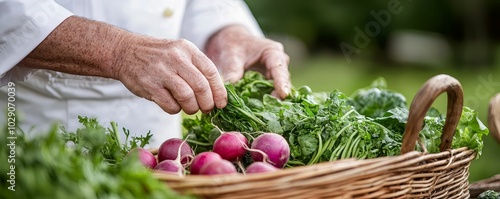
308;131;323;165
187;139;212;146
340;109;356;120
111;122;121;146
233;106;266;126
341;131;358;159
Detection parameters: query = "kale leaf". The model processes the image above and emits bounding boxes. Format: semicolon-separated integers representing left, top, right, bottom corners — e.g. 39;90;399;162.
478;190;500;199
348;77;407;118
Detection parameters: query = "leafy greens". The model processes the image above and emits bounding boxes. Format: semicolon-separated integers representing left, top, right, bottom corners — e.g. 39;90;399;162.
0;116;194;199
184;71;489;167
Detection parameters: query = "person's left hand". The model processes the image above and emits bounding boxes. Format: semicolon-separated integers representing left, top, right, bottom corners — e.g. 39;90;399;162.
205;25;291;99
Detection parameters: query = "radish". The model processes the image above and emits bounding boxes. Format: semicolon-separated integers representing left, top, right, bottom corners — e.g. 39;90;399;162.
189;152;222;175
250;133;290;168
212;131;248;162
154;138;191;176
158;138;194;165
199;159;237;175
154;159;183;176
246;161;278;174
127;147;157;169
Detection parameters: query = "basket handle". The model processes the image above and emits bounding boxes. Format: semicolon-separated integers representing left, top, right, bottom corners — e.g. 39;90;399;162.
401;74;464;154
488;94;500;144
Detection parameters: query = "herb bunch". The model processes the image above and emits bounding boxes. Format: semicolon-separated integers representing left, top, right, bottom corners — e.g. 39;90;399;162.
0;117;194;199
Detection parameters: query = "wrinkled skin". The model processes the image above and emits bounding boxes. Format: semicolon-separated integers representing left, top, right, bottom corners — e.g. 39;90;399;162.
113;36;227;115
20;17;290;115
205;25;291;100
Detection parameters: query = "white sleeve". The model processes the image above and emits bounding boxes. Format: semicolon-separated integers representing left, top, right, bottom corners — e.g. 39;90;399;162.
0;0;73;86
180;0;264;50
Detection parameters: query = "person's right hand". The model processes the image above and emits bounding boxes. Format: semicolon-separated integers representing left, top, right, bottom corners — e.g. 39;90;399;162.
18;16;225;115
111;34;227;114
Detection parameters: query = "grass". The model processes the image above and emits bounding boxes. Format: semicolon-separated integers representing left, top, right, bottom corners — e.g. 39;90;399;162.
288;54;500;182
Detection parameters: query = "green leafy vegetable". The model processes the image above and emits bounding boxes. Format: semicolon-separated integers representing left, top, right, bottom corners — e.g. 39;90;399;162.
0;118;194;199
61;116;153;165
478;190;500;199
348;77;407;118
452;107;489;156
184;71;489;167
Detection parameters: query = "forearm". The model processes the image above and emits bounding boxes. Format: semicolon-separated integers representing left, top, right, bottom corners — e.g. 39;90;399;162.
19;16;128;80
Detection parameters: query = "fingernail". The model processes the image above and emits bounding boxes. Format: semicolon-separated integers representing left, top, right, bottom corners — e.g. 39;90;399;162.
216;95;228;109
224;75;237;83
284;84;290;94
282;85;290;98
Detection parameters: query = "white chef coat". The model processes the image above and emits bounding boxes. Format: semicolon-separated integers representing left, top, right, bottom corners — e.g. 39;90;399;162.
0;0;263;147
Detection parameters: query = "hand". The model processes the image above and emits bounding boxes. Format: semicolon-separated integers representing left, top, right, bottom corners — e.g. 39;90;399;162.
18;16;226;115
205;25;291;99
112;35;227;114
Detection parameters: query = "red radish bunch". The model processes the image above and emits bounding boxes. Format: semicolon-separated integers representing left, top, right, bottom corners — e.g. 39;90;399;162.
133;131;290;176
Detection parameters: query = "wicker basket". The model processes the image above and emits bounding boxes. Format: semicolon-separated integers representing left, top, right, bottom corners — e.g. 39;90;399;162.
152;74;476;199
469;174;500;198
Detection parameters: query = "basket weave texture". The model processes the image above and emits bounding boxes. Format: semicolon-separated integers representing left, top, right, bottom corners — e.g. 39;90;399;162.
153;74;476;199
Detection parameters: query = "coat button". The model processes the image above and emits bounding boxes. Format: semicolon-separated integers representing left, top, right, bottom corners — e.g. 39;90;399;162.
162;7;174;18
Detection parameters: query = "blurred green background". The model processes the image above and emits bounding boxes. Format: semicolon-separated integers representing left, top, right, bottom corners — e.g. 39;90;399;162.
244;0;500;182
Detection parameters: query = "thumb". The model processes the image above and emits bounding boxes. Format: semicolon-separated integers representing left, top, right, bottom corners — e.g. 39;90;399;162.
220;56;245;83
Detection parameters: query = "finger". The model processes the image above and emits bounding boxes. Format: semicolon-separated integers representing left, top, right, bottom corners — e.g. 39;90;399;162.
219;55;245;84
192;51;228;109
263;49;291;99
150;88;182;114
176;63;216;113
164;76;200;114
120;71;183;114
270;90;280;99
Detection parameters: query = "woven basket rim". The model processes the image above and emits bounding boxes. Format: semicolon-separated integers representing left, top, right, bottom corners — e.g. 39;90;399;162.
152;147;474;180
153;147;475;199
